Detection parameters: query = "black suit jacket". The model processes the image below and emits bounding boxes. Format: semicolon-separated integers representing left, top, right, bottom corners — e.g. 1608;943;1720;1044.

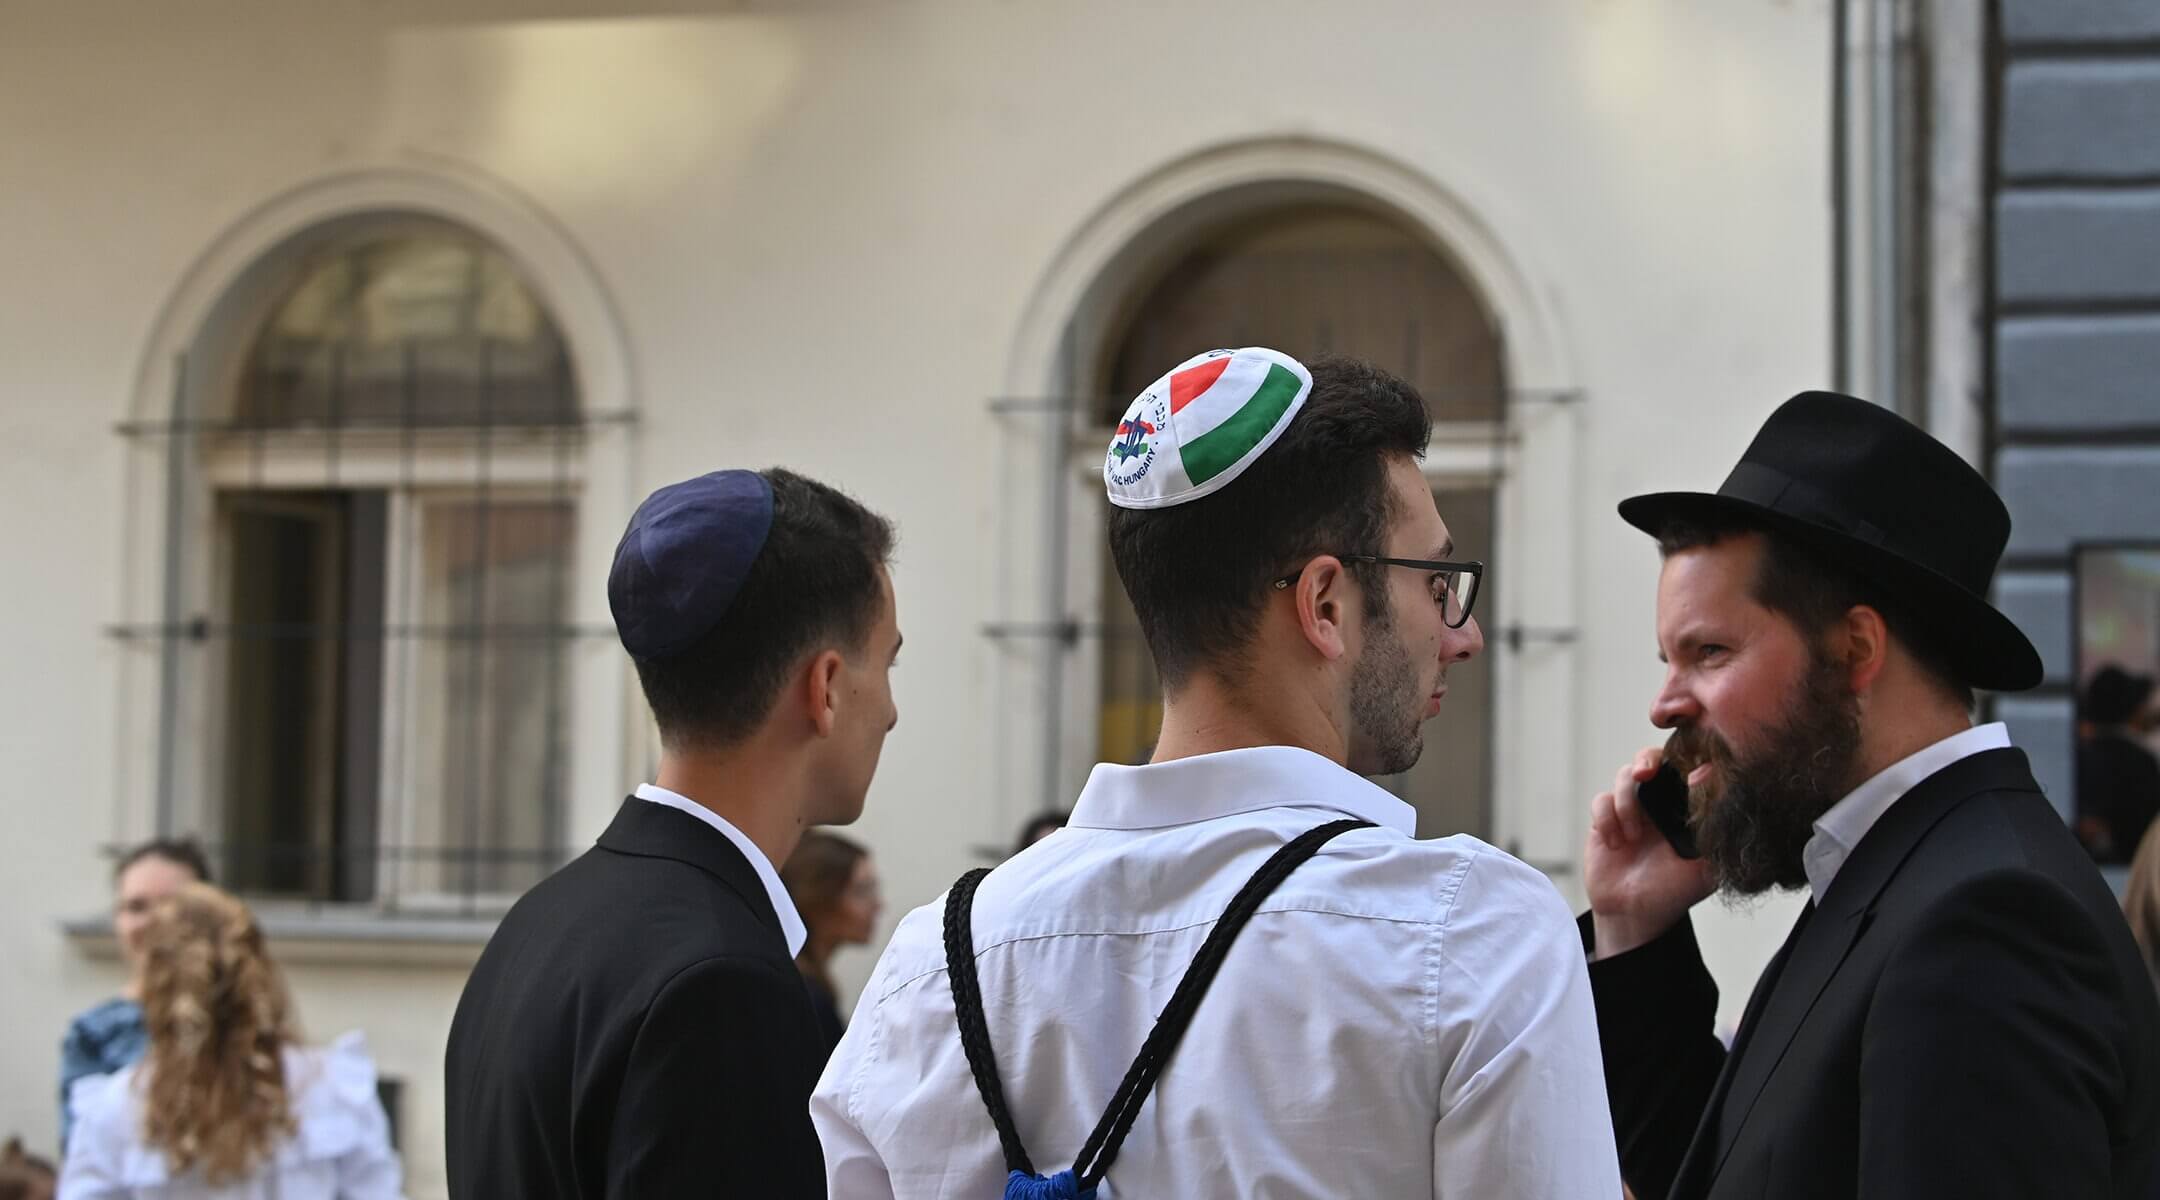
445;797;826;1199
1589;748;2160;1199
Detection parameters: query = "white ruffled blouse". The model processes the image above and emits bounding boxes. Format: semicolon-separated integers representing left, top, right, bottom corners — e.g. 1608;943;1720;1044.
59;1031;405;1200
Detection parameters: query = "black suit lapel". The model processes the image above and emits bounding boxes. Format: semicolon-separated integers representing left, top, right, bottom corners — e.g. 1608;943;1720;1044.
1696;747;2042;1193
1668;900;1815;1197
1701;895;1869;1187
596;796;787;942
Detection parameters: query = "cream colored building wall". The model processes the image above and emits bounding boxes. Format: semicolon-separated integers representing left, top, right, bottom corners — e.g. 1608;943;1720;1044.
0;1;1828;1193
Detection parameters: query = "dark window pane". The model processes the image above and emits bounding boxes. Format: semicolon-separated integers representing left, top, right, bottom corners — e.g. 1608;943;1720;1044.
1100;207;1505;425
221;492;351;899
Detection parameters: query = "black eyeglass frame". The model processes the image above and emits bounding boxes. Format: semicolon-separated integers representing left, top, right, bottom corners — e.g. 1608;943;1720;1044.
1270;555;1486;629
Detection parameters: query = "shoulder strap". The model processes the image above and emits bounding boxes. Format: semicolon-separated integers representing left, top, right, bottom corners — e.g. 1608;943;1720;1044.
944;864;1037;1177
942;817;1374;1190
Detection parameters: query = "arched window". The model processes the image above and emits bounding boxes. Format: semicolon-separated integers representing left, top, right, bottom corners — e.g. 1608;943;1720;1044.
143;214;589;909
238;222;573;428
1095;204;1505;839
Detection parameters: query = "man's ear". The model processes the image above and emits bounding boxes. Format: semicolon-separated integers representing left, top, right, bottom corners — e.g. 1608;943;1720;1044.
1290;557;1353;663
1842;604;1890;694
805;648;845;737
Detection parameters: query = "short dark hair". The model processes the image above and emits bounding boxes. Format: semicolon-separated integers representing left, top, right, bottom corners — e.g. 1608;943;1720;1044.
1108;356;1432;688
1655;513;1976;712
113;837;213;886
634;468;895;748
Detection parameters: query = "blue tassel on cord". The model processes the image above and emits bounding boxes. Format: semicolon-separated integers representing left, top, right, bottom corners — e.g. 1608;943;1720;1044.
1004;1168;1095;1199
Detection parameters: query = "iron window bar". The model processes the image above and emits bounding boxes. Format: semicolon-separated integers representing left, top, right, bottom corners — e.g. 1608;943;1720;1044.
985;386;1585;416
119;332;606;920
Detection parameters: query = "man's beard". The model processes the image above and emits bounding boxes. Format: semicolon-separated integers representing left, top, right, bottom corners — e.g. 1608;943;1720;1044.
1673;648;1865;896
1348;608;1427;778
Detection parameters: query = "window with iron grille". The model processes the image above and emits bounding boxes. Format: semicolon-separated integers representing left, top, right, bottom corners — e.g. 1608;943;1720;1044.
988;202;1565;846
115;213;622;913
1094;205;1505;840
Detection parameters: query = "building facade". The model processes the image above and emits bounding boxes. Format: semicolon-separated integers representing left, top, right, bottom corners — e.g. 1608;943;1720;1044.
1991;0;2160;823
2;2;1842;1193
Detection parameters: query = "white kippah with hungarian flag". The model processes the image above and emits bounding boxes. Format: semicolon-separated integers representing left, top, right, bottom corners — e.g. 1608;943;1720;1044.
1103;347;1314;509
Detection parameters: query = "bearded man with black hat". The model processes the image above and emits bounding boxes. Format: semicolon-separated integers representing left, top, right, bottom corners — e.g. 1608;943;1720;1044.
1583;392;2160;1199
445;468;901;1198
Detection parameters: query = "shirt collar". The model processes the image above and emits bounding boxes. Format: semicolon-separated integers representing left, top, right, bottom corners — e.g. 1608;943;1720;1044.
633;783;808;957
1803;722;2012;903
1069;745;1418;836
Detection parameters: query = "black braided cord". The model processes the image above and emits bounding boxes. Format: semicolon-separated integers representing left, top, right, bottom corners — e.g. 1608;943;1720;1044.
943;817;1374;1190
944;866;1036;1177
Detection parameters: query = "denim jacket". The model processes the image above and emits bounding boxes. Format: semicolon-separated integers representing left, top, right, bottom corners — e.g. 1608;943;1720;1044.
58;997;145;1147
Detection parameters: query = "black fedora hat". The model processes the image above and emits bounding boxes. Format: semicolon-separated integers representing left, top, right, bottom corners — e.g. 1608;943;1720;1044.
1618;391;2042;692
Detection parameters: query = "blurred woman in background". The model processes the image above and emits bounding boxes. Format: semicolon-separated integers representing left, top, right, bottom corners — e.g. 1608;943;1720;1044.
2124;820;2160;994
58;839;211;1148
58;883;403;1199
1009;810;1069;857
781;831;882;1061
2126;828;2160;1200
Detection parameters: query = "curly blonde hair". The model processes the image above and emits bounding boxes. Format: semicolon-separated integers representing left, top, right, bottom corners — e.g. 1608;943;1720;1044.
136;883;297;1184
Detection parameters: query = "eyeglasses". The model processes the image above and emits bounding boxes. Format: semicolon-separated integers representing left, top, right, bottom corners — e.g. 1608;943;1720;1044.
1271;556;1485;629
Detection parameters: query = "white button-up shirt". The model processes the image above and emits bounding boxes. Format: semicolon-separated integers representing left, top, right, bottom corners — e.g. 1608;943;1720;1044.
812;746;1620;1198
1802;722;2012;903
634;782;807;956
61;1032;404;1200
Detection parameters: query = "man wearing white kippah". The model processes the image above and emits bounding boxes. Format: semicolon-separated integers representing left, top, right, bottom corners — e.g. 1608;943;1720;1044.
813;349;1619;1198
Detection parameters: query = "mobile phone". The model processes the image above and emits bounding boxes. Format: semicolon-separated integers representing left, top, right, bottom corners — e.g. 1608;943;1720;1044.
1636;762;1700;859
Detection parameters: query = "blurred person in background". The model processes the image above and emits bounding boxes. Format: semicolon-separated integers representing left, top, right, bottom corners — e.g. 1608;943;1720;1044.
1008;811;1067;857
2078;665;2160;864
2127;826;2160;1200
2123;817;2160;992
58;883;403;1199
0;1138;55;1200
58;839;211;1148
781;830;883;1060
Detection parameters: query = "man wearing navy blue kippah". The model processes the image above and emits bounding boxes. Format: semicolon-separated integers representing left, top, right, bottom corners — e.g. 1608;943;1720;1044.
446;467;902;1199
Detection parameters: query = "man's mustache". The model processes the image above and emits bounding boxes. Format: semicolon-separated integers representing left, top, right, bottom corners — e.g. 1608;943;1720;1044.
1663;725;1716;774
1662;725;1729;816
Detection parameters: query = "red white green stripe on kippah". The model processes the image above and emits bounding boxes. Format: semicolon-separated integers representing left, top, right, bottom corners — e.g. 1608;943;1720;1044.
1104;347;1313;509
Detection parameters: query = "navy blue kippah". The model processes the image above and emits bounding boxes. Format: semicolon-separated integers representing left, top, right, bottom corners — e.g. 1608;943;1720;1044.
608;469;774;660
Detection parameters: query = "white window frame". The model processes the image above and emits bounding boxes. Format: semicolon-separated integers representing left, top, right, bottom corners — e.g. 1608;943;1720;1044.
185;430;586;916
383;482;582;914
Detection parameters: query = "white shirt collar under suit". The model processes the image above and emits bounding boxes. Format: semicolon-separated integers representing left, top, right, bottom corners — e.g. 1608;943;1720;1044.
1803;722;2012;903
634;782;807;957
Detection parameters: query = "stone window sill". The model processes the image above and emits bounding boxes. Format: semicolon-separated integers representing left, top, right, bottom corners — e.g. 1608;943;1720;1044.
62;909;498;968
